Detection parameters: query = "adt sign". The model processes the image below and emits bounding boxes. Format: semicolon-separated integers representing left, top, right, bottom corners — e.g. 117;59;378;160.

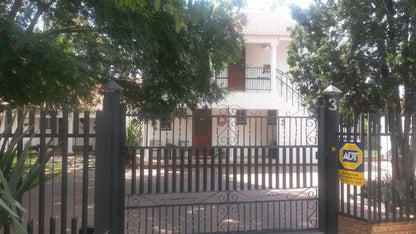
338;142;364;186
342;150;359;162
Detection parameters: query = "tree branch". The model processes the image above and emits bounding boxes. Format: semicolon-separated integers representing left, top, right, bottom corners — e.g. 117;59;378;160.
27;8;44;32
40;26;97;38
27;1;55;32
39;25;128;38
9;0;23;20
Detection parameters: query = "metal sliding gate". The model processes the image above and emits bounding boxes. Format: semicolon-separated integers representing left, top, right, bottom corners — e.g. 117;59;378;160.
124;109;319;233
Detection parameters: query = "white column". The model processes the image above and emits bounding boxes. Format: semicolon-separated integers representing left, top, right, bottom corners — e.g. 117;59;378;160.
270;42;278;92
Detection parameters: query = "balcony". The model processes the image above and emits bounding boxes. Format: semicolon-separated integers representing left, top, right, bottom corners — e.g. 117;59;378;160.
215;66;271;91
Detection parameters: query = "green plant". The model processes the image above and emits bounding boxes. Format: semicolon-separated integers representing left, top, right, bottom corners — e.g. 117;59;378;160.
126;119;143;147
126;119;143;164
0;114;54;233
362;174;416;207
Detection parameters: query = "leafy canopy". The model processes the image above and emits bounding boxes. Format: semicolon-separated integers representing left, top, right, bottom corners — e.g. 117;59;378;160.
0;0;244;113
288;0;416;114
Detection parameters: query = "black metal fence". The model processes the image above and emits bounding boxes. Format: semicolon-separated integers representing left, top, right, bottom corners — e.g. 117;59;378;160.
126;146;318;195
338;113;416;223
0;109;96;234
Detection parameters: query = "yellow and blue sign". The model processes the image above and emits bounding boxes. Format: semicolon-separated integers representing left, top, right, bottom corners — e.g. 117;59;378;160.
338;142;364;186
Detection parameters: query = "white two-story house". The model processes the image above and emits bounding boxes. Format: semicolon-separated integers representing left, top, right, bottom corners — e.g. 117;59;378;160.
144;13;311;151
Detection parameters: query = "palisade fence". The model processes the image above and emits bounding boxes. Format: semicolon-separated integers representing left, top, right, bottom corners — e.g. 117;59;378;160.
339;113;416;223
0;109;96;234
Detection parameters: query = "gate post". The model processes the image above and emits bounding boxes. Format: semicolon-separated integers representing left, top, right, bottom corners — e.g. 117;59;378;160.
95;80;126;234
319;85;342;233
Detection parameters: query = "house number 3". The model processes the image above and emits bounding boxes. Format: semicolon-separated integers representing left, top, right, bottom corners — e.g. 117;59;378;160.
328;98;338;111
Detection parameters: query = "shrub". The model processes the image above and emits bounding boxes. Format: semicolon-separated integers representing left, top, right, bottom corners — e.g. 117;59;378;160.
362;174;416;207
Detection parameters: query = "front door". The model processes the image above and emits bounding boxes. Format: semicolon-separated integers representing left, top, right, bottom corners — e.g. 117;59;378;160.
192;109;212;155
227;48;245;91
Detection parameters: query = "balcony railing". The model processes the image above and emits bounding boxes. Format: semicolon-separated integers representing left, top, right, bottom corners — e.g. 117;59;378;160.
215;67;271;91
276;69;306;114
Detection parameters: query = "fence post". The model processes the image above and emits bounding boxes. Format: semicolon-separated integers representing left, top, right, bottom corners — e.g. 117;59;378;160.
94;80;126;234
319;85;342;233
318;105;326;232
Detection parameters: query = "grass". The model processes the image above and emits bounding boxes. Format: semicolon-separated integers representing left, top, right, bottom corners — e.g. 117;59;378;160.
23;154;96;189
20;156;63;189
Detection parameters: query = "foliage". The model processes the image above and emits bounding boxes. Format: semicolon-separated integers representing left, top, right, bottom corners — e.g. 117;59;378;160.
288;0;416;114
0;114;54;233
288;0;416;180
126;118;143;164
362;175;416;207
0;0;244;113
126;119;143;147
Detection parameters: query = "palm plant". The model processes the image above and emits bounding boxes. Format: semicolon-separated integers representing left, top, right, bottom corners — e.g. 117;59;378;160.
126;119;143;147
0;113;54;233
126;119;143;165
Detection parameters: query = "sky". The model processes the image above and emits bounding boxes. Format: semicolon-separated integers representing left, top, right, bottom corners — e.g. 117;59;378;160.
244;0;313;19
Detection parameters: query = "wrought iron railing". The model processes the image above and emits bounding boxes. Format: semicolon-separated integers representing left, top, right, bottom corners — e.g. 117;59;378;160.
275;69;306;115
215;67;271;91
127;110;318;148
125;189;319;233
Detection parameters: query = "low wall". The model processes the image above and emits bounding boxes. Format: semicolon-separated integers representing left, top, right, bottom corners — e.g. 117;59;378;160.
338;215;416;234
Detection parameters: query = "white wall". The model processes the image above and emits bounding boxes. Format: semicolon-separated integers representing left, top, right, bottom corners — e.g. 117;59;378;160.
276;40;290;72
213;91;306;116
245;44;270;67
245;41;290;72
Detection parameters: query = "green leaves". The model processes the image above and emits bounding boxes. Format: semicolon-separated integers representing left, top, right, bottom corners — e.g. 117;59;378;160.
1;0;243;113
114;0;244;114
0;16;97;109
126;119;143;147
288;0;416;114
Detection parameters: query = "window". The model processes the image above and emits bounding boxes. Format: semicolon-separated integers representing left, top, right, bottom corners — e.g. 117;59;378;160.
267;110;277;125
236;110;247;125
160;117;172;131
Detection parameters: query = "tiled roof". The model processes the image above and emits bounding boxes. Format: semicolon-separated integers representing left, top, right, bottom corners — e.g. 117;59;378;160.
242;12;295;36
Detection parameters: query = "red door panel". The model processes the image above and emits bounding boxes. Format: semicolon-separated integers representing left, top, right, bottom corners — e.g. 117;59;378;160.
227;48;245;91
192;109;212;155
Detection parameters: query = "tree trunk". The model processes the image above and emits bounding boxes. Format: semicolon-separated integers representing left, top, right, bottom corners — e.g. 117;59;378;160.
389;111;414;182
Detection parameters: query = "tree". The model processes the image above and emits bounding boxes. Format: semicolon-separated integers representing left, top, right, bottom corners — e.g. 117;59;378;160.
288;0;416;181
0;0;244;113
